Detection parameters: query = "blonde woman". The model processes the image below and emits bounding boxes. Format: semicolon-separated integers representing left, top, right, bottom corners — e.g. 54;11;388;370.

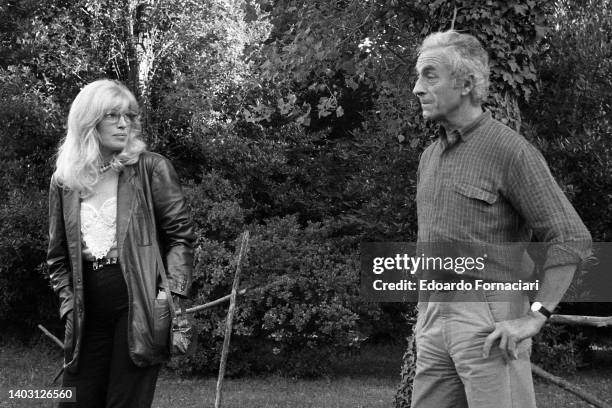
47;79;195;407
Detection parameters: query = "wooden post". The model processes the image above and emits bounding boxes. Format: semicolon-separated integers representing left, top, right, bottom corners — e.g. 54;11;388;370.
214;231;250;408
37;324;64;348
178;277;288;316
177;289;247;316
37;325;65;384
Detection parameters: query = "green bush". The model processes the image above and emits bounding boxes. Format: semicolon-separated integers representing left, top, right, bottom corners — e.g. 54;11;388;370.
0;67;63;333
532;324;591;375
178;174;368;376
521;0;611;240
0;188;56;330
394;324;417;408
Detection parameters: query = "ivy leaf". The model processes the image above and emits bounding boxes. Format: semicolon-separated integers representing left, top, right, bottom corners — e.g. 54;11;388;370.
512;4;528;15
243;108;254;122
296;112;311;127
513;73;524;84
278;97;292;115
317;97;336;118
336;106;344;118
535;25;549;39
523;87;532;100
341;60;356;75
345;76;359;91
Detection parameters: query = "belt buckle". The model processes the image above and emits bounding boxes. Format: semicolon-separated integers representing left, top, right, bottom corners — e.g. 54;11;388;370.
92;257;117;270
92;258;108;270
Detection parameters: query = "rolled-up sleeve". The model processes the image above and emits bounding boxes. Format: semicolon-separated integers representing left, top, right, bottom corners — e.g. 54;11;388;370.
505;143;593;270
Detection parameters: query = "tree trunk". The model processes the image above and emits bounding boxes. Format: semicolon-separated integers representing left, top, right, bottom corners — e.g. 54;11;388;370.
490;90;522;133
126;0;155;141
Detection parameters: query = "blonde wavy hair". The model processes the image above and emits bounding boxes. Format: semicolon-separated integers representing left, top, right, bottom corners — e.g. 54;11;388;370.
52;79;146;195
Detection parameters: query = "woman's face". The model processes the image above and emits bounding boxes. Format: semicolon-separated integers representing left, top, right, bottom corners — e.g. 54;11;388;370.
96;99;138;159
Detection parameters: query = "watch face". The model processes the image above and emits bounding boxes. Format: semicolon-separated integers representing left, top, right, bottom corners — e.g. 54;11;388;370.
530;301;551;318
531;302;542;312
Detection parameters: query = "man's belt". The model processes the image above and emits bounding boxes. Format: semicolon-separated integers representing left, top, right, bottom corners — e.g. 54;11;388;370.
89;257;119;271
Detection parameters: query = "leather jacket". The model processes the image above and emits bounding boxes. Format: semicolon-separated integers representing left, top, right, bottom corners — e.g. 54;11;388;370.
47;152;195;372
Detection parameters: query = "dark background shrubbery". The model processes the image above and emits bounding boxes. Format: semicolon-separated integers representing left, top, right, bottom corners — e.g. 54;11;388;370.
1;0;610;379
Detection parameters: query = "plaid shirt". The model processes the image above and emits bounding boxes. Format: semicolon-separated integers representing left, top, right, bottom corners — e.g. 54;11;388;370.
416;111;592;281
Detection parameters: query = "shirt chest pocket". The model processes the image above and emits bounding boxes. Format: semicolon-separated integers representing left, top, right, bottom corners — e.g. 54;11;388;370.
453;183;498;205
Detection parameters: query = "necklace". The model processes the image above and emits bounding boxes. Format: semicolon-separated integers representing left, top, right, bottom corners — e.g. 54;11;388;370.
100;154;119;173
100;161;113;173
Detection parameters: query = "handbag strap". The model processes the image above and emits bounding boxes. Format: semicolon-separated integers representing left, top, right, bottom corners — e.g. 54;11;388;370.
155;240;178;319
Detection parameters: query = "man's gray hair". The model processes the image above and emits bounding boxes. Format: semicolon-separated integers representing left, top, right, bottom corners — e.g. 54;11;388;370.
419;30;490;103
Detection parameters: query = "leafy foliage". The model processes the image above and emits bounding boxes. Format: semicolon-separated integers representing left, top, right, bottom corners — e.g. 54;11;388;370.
532;324;591;375
177;176;373;376
523;0;612;240
394;320;417;408
0;189;56;329
0;67;59;332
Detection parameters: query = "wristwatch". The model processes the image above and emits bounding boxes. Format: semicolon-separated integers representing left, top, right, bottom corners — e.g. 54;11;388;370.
530;301;552;319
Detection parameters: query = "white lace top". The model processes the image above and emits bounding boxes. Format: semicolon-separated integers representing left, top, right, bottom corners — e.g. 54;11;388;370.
80;196;117;260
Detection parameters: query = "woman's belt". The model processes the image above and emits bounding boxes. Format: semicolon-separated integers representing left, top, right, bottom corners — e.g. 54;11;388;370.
86;257;119;271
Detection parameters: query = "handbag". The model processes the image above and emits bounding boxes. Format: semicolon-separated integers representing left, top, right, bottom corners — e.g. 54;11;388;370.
155;246;196;355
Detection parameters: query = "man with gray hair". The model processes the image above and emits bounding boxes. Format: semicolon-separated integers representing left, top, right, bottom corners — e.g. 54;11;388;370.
411;30;591;407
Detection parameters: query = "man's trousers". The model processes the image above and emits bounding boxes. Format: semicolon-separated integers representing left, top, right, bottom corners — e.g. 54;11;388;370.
410;289;537;408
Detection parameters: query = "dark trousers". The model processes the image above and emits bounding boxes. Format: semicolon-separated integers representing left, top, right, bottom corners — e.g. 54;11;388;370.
60;264;160;408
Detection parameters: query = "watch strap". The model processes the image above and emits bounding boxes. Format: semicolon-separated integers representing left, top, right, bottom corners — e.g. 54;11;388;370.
532;302;552;319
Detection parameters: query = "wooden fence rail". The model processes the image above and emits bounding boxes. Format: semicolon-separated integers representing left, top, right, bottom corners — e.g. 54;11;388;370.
549;314;612;328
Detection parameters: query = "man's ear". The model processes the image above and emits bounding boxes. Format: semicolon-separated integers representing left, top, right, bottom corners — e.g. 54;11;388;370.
459;74;475;96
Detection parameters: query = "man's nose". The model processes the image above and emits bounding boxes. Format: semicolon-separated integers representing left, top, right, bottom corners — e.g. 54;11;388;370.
413;78;425;97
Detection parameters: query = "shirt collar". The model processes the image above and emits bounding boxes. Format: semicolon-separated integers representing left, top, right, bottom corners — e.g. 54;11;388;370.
435;110;491;149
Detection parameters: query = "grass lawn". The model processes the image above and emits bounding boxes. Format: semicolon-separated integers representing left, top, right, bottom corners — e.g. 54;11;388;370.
1;336;610;407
